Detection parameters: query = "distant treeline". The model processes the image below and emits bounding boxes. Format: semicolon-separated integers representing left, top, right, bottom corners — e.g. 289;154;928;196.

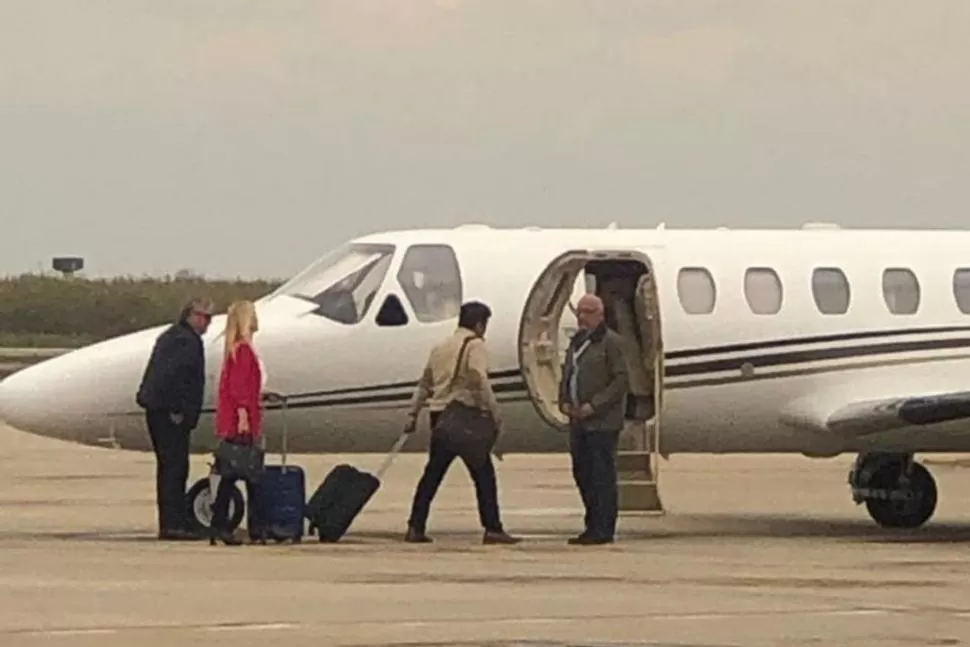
0;273;283;348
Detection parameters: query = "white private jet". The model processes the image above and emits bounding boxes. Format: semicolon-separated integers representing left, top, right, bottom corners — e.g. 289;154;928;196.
3;222;970;534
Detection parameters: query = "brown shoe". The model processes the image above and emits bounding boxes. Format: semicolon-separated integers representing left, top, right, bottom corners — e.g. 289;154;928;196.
404;527;432;543
483;530;520;545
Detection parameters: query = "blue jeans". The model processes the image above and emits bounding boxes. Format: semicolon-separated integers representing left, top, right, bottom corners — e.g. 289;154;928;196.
569;426;620;539
407;411;504;533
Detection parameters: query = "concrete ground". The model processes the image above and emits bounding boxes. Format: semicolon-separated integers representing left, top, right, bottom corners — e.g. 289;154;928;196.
3;425;970;646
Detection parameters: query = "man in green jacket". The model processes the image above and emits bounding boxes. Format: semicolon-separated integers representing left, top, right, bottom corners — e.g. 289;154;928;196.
559;293;629;545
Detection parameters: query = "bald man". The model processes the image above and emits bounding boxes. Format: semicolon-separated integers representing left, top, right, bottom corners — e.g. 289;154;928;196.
558;294;629;545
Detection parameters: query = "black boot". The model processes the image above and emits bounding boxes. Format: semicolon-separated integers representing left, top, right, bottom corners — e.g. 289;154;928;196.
209;525;242;546
404;526;432;543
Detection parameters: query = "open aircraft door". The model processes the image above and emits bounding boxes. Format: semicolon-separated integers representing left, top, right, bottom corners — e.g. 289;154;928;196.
517;247;664;435
518;250;591;431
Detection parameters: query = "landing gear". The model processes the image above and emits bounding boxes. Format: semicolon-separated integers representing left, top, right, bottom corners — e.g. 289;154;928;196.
185;476;244;535
848;452;938;529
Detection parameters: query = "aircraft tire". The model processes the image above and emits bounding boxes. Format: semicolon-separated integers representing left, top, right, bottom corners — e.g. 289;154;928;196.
185;477;245;535
864;462;937;529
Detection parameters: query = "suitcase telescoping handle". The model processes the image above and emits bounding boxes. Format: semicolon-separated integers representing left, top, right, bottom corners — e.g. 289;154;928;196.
260;393;289;466
376;432;409;479
280;395;289;466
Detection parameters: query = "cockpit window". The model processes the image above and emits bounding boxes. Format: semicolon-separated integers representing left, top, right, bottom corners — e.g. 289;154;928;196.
396;244;463;323
273;243;396;324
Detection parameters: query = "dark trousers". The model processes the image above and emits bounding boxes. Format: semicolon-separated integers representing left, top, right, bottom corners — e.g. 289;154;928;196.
407;411;504;534
145;410;191;533
211;471;263;535
569;426;621;539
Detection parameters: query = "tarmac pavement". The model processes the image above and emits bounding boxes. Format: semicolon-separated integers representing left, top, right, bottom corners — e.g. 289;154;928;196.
2;424;970;646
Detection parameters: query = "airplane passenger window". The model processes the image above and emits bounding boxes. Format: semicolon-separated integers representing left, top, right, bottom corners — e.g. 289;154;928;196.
272;243;396;324
811;267;850;315
397;244;463;323
744;267;783;315
676;267;716;314
954;269;970;314
882;268;920;315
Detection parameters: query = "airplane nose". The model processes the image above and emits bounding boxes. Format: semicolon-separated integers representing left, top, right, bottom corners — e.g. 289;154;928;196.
0;326;170;440
0;369;35;430
0;366;65;434
0;347;124;437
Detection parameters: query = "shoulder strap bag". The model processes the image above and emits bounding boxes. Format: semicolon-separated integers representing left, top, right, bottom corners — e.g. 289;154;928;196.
432;336;499;468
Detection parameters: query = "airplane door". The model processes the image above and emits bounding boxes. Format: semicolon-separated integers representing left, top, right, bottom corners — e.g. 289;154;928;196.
635;271;664;423
559;268;597;365
518;248;664;434
518;250;598;431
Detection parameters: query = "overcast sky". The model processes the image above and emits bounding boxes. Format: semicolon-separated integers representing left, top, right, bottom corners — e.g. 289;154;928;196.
1;1;967;279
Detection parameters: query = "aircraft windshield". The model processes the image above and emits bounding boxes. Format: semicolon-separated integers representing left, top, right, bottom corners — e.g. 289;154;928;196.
273;243;396;324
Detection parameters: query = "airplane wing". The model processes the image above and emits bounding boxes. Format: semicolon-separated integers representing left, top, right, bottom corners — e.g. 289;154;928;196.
779;386;970;437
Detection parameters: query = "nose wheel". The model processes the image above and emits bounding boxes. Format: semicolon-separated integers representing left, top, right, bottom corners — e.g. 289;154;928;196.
185;476;244;535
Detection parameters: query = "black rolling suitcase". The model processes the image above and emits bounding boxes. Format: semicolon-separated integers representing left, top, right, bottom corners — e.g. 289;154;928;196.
306;433;409;542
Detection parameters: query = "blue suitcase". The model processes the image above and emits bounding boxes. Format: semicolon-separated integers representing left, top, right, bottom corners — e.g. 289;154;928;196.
252;465;305;543
250;397;305;543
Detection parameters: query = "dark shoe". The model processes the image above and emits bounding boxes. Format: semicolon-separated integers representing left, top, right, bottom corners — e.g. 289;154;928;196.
568;534;613;545
209;528;242;546
404;527;432;543
483;530;520;545
159;528;201;541
267;525;296;541
251;525;287;543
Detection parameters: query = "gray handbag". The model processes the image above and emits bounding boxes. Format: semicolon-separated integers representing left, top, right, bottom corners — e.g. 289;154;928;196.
432;336;499;468
214;436;265;483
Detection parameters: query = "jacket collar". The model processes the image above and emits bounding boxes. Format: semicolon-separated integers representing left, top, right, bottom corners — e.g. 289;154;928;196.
454;327;479;341
177;320;201;338
570;322;607;349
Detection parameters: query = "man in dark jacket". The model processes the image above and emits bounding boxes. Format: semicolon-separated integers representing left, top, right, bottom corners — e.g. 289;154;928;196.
559;293;629;545
136;297;213;540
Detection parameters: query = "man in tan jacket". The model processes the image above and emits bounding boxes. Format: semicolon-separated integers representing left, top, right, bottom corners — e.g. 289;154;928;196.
402;301;519;545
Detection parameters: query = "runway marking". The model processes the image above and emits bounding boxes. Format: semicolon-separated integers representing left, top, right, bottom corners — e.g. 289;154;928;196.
10;607;914;637
38;629;119;636
202;622;299;632
503;507;582;517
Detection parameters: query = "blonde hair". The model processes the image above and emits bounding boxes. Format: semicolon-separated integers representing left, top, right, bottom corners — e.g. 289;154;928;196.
223;300;258;359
